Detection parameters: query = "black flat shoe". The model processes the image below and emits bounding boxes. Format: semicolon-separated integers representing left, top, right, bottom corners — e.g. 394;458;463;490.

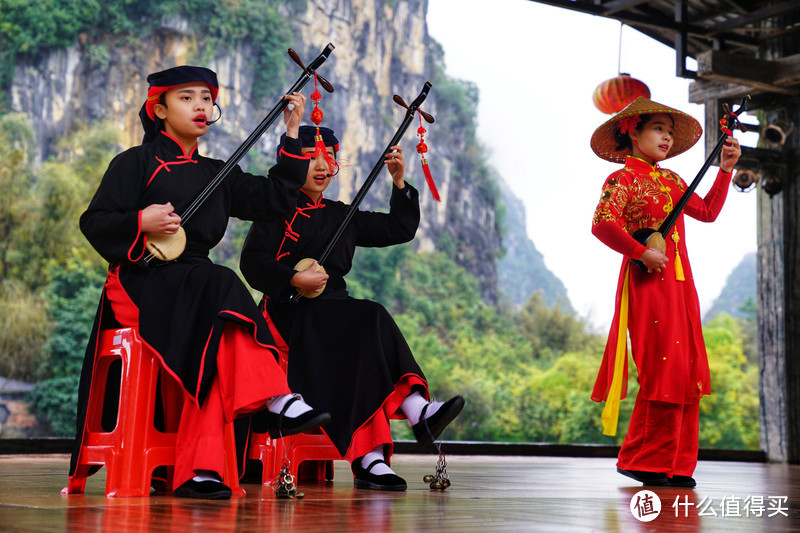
174;479;232;500
668;475;696;488
412;395;465;446
264;397;331;438
617;467;669;486
352;459;407;491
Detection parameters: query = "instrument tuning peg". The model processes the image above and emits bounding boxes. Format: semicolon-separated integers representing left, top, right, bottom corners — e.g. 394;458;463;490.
288;48;335;93
288;48;306;70
393;95;435;123
317;74;334;93
393;95;410;109
419;109;435;124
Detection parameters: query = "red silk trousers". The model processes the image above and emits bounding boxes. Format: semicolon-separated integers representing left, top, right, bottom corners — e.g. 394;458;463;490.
617;393;700;477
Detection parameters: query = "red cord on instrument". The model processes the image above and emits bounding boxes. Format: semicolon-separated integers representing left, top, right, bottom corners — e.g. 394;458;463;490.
720;111;738;136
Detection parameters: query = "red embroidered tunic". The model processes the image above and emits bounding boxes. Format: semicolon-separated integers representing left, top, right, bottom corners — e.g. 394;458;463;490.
590;156;732;405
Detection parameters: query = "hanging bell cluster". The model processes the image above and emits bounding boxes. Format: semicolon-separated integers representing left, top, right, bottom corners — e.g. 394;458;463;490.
274;461;304;499
423;449;451;491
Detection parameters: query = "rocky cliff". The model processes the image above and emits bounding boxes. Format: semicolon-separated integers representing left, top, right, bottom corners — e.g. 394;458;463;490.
9;0;563;307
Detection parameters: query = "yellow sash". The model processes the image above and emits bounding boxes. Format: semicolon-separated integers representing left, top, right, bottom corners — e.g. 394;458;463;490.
601;264;630;436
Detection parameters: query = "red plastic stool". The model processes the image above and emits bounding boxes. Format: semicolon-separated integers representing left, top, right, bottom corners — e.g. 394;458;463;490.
249;427;343;484
248;310;344;484
246;428;276;484
63;327;244;497
273;430;342;481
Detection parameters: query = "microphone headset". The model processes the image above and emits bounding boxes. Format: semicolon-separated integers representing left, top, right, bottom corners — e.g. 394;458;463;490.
205;102;222;126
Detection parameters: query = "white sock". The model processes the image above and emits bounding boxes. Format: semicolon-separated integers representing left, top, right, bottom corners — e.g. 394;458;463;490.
360;448;395;476
400;392;444;426
267;393;313;418
192;470;221;483
400;392;428;425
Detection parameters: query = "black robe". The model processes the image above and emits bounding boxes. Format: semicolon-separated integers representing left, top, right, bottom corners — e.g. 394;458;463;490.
240;184;426;456
70;132;307;476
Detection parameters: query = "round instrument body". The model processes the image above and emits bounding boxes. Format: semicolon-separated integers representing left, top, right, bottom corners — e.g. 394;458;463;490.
146;227;187;261
630;228;667;273
294;257;327;299
644;230;666;254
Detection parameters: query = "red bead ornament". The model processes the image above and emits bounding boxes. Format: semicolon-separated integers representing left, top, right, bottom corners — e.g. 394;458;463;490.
416;111;440;201
592;74;650;115
310;91;323;126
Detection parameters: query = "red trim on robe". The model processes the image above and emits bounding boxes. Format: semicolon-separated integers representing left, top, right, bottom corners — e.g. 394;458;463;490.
280;148;312;161
343;373;428;464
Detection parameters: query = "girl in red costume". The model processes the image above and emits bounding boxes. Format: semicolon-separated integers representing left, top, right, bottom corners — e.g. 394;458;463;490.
589;97;741;488
74;66;329;499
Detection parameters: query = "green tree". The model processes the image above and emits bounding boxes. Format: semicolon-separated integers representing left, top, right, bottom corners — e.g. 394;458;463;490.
0;0;102;104
28;254;106;436
699;313;759;450
737;297;758;365
0;116;117;434
0;113;36;279
517;292;601;362
2;117;118;289
0;279;50;381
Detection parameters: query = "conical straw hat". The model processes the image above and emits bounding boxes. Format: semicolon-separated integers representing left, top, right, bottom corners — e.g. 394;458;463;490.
590;96;702;163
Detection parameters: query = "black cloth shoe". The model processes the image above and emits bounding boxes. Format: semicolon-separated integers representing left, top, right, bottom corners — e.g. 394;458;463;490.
352;459;407;491
668;475;696;488
174;479;232;500
264;396;331;438
617;467;669;486
412;395;465;446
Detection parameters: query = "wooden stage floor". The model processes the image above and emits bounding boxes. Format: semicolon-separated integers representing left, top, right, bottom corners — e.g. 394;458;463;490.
1;454;800;532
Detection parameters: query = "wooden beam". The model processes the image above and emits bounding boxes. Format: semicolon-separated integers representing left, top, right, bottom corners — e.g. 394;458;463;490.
696;50;800;95
776;54;800;87
689;78;759;103
598;0;650;15
707;3;800;34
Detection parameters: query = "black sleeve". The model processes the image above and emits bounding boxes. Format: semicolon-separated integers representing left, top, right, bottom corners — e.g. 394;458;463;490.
353;182;420;248
79;149;148;264
229;137;308;222
240;218;297;300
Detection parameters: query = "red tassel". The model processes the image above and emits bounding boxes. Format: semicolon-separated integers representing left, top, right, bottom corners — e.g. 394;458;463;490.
313;127;338;176
420;153;439;201
416;111;440;201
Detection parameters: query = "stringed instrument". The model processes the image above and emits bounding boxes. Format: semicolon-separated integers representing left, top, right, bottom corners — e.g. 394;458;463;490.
292;82;436;299
631;96;749;272
141;44;336;266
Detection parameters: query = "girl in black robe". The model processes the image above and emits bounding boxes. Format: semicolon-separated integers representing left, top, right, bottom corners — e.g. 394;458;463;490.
73;66;329;499
240;126;464;491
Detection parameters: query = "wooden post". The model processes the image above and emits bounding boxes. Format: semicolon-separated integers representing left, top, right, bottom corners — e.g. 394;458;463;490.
758;103;800;463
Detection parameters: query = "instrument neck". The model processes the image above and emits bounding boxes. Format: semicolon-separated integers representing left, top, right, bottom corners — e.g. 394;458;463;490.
657;131;729;237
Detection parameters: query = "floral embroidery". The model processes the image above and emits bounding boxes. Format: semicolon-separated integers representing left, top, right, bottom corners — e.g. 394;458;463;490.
592;162;685;234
